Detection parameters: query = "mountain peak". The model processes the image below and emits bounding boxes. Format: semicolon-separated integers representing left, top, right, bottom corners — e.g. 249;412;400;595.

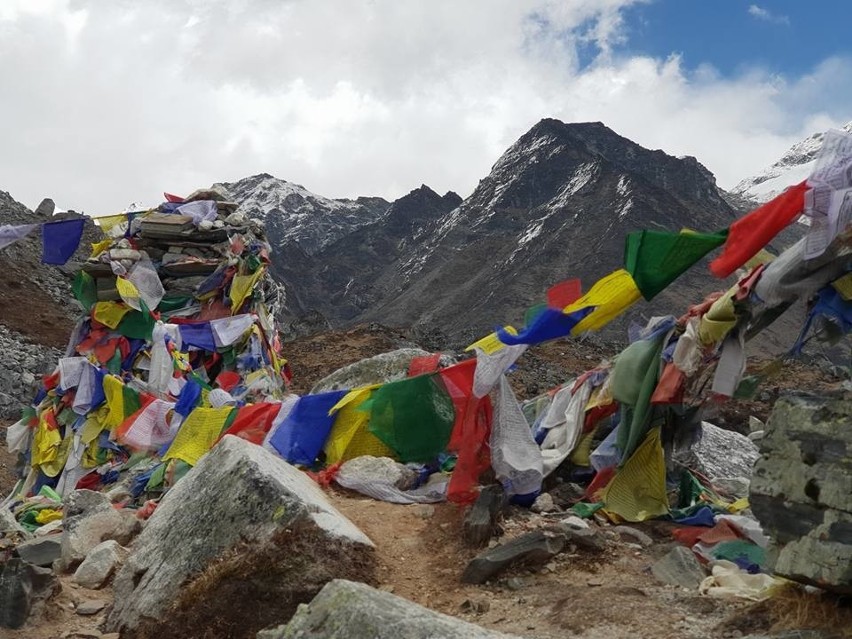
732;120;852;204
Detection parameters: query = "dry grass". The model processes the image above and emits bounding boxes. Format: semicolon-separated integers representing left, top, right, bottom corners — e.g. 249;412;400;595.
767;584;852;637
132;521;377;639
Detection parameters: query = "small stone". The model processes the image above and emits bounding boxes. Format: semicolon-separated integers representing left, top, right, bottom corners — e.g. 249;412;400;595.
651;547;707;590
530;493;557;513
747;430;764;441
76;600;107;616
378;585;395;593
559;516;589;530
460;598;490;614
73;540;127;589
611;525;653;548
587;578;604;587
505;577;526;591
411;504;435;519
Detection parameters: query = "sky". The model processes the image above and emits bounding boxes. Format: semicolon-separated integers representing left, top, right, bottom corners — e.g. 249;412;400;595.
0;0;850;214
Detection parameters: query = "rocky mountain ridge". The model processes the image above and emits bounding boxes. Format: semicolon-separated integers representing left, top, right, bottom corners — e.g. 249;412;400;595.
731;121;852;205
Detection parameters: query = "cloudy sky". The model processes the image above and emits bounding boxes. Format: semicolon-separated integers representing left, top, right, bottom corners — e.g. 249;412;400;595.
1;0;850;213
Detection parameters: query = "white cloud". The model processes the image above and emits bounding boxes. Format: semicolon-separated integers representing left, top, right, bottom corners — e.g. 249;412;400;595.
748;4;790;25
0;0;845;214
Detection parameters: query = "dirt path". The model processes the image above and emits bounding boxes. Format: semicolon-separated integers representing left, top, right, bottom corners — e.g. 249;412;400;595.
328;491;753;639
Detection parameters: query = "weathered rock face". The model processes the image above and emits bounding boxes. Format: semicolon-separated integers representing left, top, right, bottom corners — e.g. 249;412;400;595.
750;393;852;594
60;489;126;571
106;435;374;636
674;421;760;482
73;539;128;589
259;579;523;639
0;558;57;629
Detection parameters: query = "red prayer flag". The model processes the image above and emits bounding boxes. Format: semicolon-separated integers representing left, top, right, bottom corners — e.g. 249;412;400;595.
164;192;185;203
407;353;442;377
217;402;281;445
710;181;808;278
546;278;582;309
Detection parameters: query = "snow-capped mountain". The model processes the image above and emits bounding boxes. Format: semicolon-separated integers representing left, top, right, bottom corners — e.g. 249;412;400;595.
213;173;389;256
731;122;852;204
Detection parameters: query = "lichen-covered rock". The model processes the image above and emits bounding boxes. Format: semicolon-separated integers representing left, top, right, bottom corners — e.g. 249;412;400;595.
106;435;373;635
750;393;852;594
60;489;125;571
259;579;522;639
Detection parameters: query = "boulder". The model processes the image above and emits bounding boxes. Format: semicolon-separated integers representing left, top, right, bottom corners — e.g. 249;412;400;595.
337;456;418;490
15;536;62;567
310;348;445;394
460;528;598;584
0;558;34;629
106;435;373;636
73;540;128;589
0;558;58;629
0;505;29;539
60;489;125;571
258;579;522;639
651;546;707;590
750;393;852;594
674;421;759;481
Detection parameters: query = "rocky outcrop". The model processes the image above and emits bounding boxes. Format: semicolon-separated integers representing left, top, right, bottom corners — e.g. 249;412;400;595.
106;435;374;636
750;393;852;594
258;579;522;639
310;348;445;393
674;421;760;482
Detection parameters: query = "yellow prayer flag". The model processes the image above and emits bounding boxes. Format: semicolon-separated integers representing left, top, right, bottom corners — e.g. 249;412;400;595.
832;272;852;301
465;327;518;354
698;285;737;345
601;427;669;522
230;267;265;314
94;213;128;234
163;407;235;466
564;269;642;335
89;239;113;259
116;277;141;310
102;375;126;430
93;301;132;329
744;248;775;270
31;414;62;468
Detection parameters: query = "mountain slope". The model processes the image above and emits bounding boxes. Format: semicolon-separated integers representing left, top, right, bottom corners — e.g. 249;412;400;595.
355;120;739;343
732;122;852;205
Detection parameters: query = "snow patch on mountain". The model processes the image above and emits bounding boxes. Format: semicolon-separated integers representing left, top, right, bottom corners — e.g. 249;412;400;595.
213;173;388;255
732;122;852;204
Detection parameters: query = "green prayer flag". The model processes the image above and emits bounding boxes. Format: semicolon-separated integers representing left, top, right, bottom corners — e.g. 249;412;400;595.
116;300;154;340
72;271;98;311
367;374;455;463
624;229;727;301
524;303;548;328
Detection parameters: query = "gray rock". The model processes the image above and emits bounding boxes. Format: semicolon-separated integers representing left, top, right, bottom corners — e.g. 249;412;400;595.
106;435;372;635
651;546;707;590
310;348;439;394
60;490;125;571
611;525;653;548
530;493;557;513
748;415;765;433
338;456;418;491
714;476;751;500
674;421;759;481
0;559;34;629
15;536;62;567
462;530;566;584
73;540;127;589
750;393;852;594
258;579;521;639
76;599;107;616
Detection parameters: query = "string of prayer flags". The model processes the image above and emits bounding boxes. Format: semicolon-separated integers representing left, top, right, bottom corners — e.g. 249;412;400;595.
42;218;85;265
497;306;594;345
710;181;809;278
625;229;727;301
270;390;348;466
563;269;642;335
